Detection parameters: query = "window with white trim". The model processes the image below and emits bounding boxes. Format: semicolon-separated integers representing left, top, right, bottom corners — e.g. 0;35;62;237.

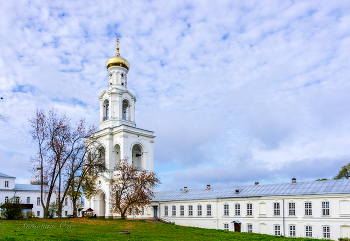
180;205;184;216
274;225;281;235
224;204;229;216
5;196;8;202
15;197;19;203
323;226;330;239
247;224;253;233
65;211;68;216
37;211;40;217
5;181;8;187
273;202;280;216
247;203;252;216
172;205;176;216
27;197;30;204
207;204;211;216
305;202;312;216
141;208;144;215
197;205;202;216
289;225;296;237
65;198;68;206
37;197;40;206
305;225;312;237
188;205;193;216
322;201;330;216
224;223;229;231
289;202;295;215
164;206;168;216
235;204;240;216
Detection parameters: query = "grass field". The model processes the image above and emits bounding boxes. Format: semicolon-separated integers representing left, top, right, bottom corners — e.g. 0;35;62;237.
0;218;324;241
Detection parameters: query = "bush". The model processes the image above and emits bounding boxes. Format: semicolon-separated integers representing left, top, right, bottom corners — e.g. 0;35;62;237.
26;211;36;218
339;238;350;241
0;197;23;219
85;213;92;218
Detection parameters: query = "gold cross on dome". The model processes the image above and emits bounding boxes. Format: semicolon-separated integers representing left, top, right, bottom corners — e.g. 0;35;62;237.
116;38;120;48
115;38;120;56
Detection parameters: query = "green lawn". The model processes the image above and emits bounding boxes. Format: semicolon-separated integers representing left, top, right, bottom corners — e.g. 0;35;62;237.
0;218;324;241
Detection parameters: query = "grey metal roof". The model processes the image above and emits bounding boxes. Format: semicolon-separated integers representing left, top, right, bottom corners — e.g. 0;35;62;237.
15;184;40;191
153;179;350;202
0;172;15;178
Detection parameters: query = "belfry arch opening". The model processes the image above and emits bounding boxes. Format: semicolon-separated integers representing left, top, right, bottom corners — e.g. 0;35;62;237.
122;99;130;121
98;146;106;172
132;144;143;171
103;100;109;121
113;144;121;170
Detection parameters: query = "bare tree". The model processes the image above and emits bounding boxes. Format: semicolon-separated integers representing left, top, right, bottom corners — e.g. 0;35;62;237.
110;158;160;219
29;109;104;218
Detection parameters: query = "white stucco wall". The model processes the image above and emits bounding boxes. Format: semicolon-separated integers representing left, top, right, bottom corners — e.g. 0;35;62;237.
152;194;350;240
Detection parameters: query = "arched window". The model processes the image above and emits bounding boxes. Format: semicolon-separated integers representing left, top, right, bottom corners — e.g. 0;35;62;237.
132;144;143;171
122;100;129;120
114;144;121;170
27;197;30;204
5;196;8;202
103;100;109;121
98;146;106;172
37;197;40;206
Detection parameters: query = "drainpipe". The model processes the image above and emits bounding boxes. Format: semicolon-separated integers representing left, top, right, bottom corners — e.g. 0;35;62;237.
282;199;285;236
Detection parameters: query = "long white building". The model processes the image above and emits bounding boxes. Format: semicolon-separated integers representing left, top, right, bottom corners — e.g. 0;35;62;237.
0;172;75;218
151;178;350;240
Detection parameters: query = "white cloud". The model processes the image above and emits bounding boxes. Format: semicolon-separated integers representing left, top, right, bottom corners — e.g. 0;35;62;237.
0;0;350;191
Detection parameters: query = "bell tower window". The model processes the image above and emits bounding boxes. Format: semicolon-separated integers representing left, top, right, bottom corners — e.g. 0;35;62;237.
103;100;109;121
122;100;130;120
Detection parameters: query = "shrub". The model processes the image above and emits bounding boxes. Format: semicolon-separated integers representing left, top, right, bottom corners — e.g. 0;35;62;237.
26;211;36;218
85;213;92;219
339;238;350;241
0;197;23;219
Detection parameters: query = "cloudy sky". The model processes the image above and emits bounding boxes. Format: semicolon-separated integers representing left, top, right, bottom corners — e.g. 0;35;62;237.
0;0;350;191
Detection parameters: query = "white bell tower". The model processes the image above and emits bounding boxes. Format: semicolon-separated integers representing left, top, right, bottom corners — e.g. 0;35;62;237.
85;39;155;218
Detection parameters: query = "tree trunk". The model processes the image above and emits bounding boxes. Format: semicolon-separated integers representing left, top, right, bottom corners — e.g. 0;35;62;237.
72;197;77;218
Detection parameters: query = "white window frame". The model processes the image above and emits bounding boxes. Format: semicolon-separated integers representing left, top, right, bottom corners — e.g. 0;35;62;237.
27;197;30;204
247;223;253;233
273;202;280;216
224;223;229;231
305;225;313;237
322;226;330;239
207;204;211;216
235;203;240;216
164;206;168;216
15;197;19;203
37;211;40;217
197;205;202;216
5;196;8;202
224;204;229;216
5;181;8;187
65;211;68;216
274;225;281;235
289;202;295;216
65;198;68;206
322;201;330;216
188;205;193;216
172;205;176;216
180;205;184;216
37;197;40;206
305;202;312;216
289;225;296;237
141;208;144;215
247;203;252;216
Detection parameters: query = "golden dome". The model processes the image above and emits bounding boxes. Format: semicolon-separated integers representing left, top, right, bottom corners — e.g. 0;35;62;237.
106;56;130;70
106;38;130;70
